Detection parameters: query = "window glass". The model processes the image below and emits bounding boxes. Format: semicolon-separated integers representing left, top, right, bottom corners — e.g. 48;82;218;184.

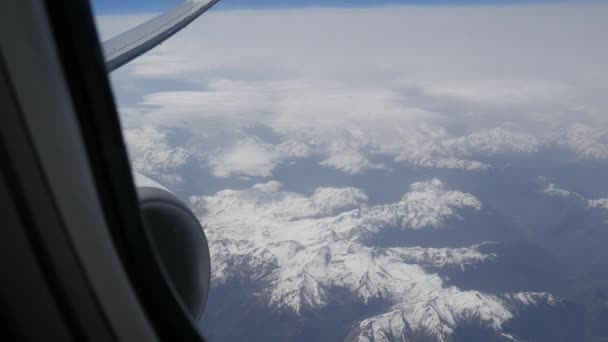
93;1;608;341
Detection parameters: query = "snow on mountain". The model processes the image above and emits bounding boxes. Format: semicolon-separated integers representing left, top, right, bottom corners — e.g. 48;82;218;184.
121;117;550;182
386;243;495;269
555;123;608;160
588;198;608;210
543;183;568;197
123;125;191;186
191;179;554;340
123;119;608;183
501;292;557;308
406;157;491;171
544;182;608;211
392;127;539;172
354;291;555;342
442;128;540;157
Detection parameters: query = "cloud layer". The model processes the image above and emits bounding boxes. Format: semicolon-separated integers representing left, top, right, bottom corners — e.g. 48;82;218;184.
98;4;608;183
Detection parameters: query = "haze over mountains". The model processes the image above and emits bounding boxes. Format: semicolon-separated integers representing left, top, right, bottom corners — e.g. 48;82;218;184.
97;2;608;341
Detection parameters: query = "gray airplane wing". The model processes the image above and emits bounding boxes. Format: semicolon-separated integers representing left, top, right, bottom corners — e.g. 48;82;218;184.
101;0;220;72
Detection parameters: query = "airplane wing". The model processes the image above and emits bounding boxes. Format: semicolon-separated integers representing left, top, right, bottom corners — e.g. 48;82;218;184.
102;0;220;72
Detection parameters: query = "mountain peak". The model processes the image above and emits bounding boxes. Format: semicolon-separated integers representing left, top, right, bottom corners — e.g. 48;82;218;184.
193;179;553;340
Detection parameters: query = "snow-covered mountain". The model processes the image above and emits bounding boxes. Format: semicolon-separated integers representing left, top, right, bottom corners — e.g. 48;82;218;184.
554;124;608;161
124;125;192;187
191;179;557;341
544;182;608;212
123;120;608;185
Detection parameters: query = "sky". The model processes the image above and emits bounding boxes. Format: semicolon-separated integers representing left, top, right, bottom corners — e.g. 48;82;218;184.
91;0;571;15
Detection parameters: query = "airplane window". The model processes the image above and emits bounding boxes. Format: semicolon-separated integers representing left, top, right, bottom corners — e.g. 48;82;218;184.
93;0;608;341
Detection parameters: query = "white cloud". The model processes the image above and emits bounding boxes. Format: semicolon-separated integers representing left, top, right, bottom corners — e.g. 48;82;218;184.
210;140;279;178
419;79;575;107
320;150;383;174
97;3;608;179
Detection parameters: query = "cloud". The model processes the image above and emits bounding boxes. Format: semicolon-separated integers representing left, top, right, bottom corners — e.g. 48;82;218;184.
320;150;384;174
419;79;575;107
210;140;279;178
97;3;608;181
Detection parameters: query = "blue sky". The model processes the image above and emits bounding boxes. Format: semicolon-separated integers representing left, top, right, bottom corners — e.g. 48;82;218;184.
91;0;566;15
